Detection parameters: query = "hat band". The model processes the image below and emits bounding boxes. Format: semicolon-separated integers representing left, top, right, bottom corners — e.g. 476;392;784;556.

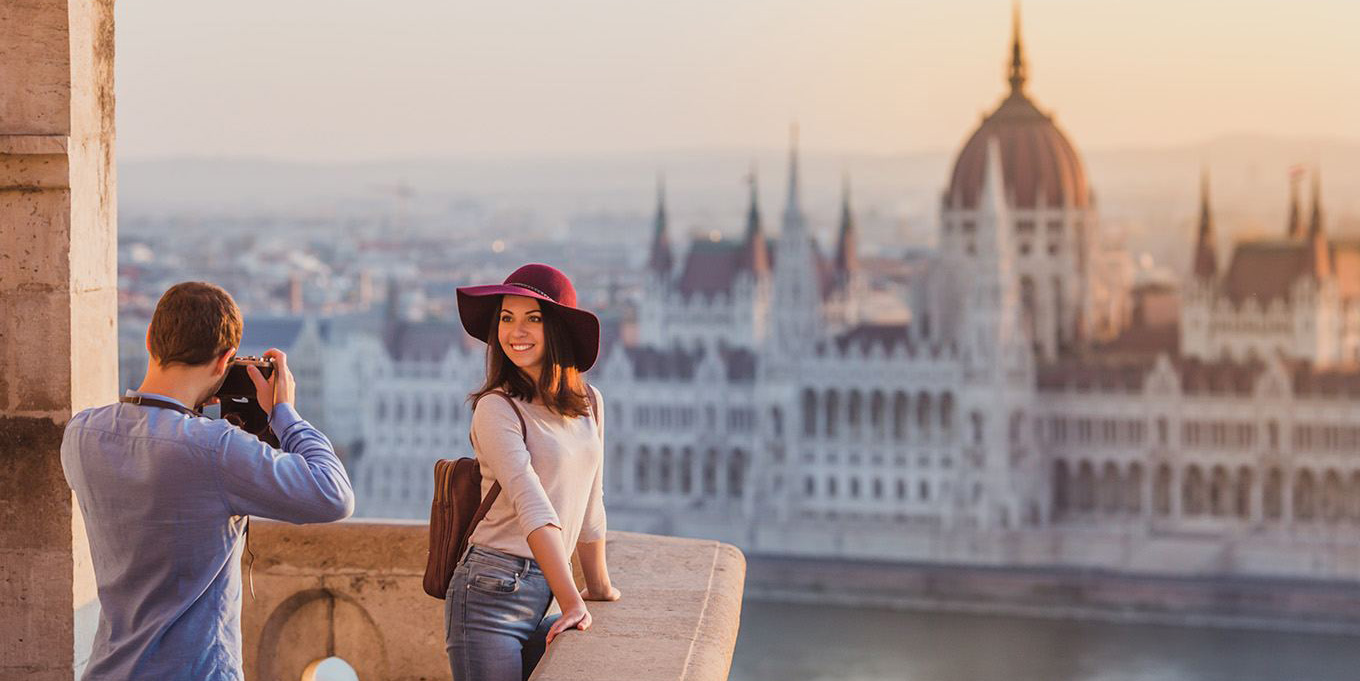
508;282;554;302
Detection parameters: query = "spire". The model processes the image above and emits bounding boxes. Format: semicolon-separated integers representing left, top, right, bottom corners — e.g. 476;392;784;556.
784;123;803;220
1308;166;1331;280
1007;1;1028;93
745;164;762;240
834;173;858;277
1287;166;1305;238
647;174;674;275
1309;166;1324;239
1193;167;1217;280
741;167;770;275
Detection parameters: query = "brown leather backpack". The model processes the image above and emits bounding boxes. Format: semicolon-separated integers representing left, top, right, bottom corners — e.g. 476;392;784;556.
422;388;598;599
423;391;522;599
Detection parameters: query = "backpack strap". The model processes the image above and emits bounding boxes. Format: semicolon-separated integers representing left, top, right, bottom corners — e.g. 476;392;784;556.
467;390;528;536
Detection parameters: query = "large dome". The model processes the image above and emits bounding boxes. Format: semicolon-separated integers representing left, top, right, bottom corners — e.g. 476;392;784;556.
944;16;1090;211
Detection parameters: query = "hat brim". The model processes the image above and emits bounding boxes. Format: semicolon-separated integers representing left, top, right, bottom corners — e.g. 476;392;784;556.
456;285;601;372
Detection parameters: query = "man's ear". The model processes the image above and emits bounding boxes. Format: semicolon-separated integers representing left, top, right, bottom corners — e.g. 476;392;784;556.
215;347;236;375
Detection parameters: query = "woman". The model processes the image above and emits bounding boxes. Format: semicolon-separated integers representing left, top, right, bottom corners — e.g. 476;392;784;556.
446;263;621;681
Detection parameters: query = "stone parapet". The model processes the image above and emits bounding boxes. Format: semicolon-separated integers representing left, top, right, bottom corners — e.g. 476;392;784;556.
241;520;744;681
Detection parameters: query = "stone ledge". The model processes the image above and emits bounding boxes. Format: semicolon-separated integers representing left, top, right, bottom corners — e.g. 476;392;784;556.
0;134;68;155
242;519;744;681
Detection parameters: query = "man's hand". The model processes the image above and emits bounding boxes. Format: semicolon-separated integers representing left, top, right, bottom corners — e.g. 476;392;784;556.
247;348;295;415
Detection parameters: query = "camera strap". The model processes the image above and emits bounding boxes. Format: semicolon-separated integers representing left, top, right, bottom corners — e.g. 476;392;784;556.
119;394;258;601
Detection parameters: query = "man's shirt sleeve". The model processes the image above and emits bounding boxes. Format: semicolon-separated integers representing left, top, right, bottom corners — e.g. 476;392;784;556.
212;404;356;523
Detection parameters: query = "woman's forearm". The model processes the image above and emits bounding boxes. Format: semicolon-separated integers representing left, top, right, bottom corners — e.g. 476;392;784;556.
576;539;613;593
526;525;585;610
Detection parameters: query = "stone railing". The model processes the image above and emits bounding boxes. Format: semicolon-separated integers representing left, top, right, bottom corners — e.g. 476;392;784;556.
240;520;745;681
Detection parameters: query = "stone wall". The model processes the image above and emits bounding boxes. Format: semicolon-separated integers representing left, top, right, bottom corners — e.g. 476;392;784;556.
241;521;745;681
1;1;119;678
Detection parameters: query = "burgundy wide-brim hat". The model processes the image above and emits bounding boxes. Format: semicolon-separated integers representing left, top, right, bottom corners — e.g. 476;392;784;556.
456;263;601;372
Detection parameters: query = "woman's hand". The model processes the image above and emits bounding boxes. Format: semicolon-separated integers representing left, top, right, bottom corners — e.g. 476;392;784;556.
580;585;621;601
546;603;592;645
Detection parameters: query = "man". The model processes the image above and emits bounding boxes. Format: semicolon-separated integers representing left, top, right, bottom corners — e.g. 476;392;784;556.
62;282;355;680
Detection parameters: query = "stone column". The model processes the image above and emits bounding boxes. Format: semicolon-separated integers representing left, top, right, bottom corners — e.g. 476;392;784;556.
0;1;118;679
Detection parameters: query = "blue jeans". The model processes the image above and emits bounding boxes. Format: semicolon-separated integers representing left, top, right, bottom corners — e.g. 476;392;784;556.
445;545;560;681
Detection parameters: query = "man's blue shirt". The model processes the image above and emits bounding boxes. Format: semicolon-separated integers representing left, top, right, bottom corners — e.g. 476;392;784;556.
61;390;356;680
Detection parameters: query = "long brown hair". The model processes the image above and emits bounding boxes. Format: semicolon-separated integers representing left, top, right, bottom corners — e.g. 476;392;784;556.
469;295;591;417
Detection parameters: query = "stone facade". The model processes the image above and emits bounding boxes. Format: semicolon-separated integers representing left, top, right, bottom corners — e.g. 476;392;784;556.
1;1;118;678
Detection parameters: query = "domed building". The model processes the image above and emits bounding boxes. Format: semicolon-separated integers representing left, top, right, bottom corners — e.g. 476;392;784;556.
933;8;1099;361
347;6;1360;590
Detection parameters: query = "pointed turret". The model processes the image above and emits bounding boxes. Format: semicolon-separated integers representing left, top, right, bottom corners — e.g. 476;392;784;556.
1309;166;1325;239
1193;167;1218;280
739;168;770;275
1287;168;1305;239
647;174;674;276
782;123;806;234
1007;1;1028;93
834;174;858;278
1308;167;1331;279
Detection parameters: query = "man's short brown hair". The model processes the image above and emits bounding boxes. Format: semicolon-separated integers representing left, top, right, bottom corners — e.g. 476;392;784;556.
147;282;243;367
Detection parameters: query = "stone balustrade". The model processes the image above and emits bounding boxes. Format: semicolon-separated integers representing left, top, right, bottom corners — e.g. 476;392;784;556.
241;520;745;681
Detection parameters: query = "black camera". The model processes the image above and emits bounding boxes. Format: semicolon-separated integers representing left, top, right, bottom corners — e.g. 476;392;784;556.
215;356;280;447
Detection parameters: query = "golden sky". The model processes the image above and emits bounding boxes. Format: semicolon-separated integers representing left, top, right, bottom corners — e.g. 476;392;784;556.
116;0;1360;161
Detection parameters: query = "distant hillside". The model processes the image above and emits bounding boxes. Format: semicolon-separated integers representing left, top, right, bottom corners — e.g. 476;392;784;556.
120;134;1360;269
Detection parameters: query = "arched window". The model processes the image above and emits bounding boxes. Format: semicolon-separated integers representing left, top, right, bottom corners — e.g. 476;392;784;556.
1234;466;1252;519
1183;466;1206;516
916;392;933;436
940;393;955;439
848;391;863;437
893;392;909;441
680;448;694;495
636;447;651;494
1322;470;1345;523
1294;469;1317;522
1053;460;1071;513
801;389;817;437
1075;461;1096;512
1154;464;1172;516
1101;462;1122;513
824;390;840;438
1209;466;1231;517
1126;463;1144;514
659;447;673;494
869;391;885;439
728;449;746;499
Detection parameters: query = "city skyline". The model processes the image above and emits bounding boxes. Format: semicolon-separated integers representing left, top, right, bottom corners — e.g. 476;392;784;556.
116;0;1360;162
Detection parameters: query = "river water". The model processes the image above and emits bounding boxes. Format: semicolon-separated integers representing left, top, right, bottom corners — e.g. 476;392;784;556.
729;600;1360;681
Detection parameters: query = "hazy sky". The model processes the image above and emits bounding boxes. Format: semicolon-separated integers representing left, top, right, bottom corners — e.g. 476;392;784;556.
115;0;1360;162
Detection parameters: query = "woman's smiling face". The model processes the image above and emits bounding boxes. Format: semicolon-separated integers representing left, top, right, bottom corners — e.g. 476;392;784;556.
498;294;546;379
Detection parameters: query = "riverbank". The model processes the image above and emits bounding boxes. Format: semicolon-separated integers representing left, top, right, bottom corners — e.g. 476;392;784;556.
743;553;1360;635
